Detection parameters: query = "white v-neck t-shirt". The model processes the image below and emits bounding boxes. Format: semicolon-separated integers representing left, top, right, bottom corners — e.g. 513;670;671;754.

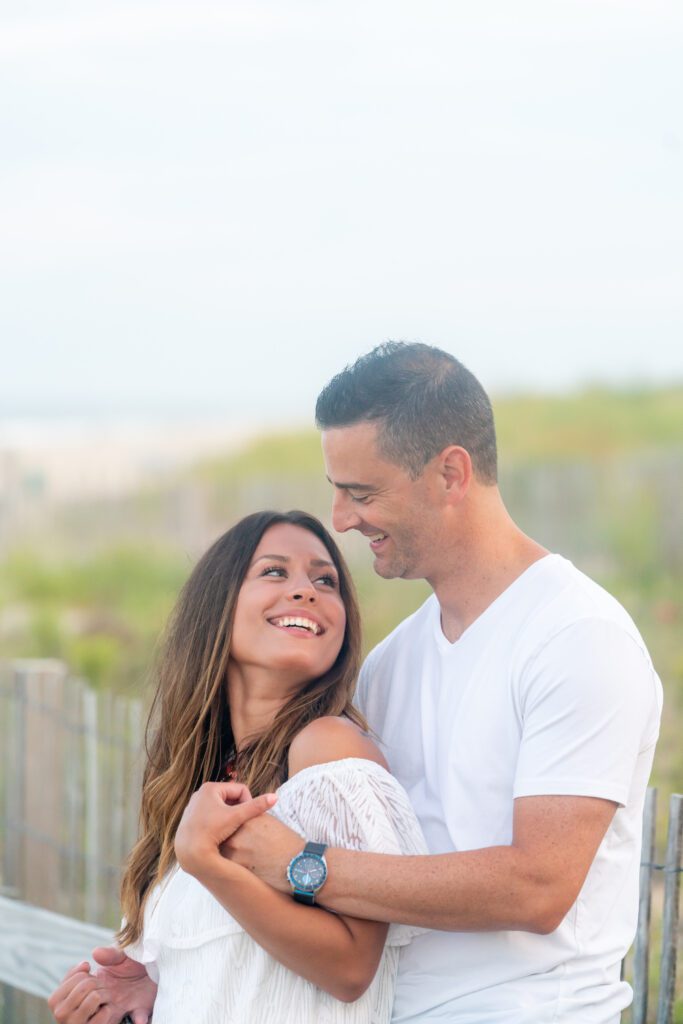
356;554;662;1023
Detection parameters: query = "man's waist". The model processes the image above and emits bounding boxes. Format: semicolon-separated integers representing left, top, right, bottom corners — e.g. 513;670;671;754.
394;930;628;1022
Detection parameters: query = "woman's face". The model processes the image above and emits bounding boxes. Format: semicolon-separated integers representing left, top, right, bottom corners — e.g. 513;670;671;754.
229;523;347;687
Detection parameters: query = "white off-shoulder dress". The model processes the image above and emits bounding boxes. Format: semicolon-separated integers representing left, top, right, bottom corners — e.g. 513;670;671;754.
125;758;427;1024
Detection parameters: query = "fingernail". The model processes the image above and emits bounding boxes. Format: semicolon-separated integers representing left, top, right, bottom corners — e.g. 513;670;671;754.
266;793;277;806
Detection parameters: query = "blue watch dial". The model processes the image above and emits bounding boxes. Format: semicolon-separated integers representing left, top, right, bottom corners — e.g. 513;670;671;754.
288;852;327;892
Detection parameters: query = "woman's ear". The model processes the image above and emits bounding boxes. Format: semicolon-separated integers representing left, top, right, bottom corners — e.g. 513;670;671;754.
438;446;472;504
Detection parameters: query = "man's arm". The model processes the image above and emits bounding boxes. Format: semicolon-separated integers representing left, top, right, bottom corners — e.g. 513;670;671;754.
223;793;617;933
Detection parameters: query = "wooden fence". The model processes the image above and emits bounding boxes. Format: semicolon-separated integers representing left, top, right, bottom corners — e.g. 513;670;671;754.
0;659;144;917
0;660;144;925
0;659;144;1022
0;660;681;1023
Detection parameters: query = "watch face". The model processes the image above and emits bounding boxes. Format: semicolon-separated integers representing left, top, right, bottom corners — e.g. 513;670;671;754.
288;853;327;892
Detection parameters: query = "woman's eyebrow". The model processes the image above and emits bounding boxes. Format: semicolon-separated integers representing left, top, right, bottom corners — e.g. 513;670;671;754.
252;554;335;568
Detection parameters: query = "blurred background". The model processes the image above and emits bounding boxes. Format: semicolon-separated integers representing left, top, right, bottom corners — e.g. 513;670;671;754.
1;1;682;1021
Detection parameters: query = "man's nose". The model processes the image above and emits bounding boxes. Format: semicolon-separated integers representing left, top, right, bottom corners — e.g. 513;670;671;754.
331;490;362;533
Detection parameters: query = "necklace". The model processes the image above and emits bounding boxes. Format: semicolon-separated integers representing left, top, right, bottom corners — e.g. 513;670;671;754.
221;745;238;781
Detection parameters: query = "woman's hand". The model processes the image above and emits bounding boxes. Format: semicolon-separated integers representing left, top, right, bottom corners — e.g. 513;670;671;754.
174;781;277;879
47;947;156;1024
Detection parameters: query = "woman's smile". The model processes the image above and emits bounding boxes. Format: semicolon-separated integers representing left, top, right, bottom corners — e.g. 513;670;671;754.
268;614;325;636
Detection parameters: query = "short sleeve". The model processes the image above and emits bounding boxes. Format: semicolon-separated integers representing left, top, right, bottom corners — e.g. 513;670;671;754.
273;759;428;946
513;618;662;805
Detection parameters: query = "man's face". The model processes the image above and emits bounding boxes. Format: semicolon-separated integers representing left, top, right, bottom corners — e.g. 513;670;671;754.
321;421;441;580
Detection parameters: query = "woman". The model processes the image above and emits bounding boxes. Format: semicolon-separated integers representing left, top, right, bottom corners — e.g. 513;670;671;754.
49;510;425;1024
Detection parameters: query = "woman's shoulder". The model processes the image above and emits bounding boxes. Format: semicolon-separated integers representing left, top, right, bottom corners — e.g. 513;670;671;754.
288;716;388;778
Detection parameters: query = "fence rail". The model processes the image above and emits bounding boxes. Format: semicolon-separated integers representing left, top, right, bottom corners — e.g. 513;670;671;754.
0;896;112;1000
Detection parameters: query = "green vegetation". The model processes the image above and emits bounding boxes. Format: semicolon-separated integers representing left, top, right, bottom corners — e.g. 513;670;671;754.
493;386;683;462
0;546;187;693
0;387;681;796
193;429;326;481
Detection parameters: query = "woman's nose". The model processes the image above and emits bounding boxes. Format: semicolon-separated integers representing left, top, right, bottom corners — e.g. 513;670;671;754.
289;578;316;602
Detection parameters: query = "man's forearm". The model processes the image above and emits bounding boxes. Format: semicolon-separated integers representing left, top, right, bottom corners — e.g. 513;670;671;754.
318;845;561;933
312;794;617;933
225;794;614;935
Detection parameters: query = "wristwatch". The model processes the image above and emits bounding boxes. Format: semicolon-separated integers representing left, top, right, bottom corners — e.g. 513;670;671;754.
287;841;328;904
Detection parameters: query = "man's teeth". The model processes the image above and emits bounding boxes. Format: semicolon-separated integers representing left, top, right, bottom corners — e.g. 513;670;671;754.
369;533;388;543
272;616;322;635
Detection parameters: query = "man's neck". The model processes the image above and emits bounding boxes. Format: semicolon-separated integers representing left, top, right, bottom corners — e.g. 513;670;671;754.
427;494;548;643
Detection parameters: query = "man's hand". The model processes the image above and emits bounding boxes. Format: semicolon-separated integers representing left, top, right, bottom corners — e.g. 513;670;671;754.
220;811;303;892
174;781;278;878
48;947;156;1024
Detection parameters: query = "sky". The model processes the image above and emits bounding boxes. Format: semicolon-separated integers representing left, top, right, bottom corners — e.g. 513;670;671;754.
1;0;682;423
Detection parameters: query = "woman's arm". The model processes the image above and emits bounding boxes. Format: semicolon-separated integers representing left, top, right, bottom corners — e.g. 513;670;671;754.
174;719;390;1003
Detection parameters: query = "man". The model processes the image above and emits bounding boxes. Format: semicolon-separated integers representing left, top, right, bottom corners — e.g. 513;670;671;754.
49;342;661;1023
226;342;661;1022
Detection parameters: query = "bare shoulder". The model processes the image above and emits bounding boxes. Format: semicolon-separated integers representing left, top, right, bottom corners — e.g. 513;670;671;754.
288;716;389;777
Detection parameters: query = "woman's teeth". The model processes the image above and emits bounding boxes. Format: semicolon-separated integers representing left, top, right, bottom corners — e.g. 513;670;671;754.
271;616;322;635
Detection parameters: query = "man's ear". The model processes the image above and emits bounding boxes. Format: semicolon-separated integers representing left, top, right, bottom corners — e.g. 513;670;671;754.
438;446;472;504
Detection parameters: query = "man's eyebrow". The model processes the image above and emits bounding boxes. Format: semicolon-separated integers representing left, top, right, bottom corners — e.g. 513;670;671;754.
252;554;336;568
325;476;375;491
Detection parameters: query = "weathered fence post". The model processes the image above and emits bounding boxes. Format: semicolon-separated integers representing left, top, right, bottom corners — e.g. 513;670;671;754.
1;662;24;1022
22;661;68;911
632;787;657;1024
83;685;101;924
656;793;683;1024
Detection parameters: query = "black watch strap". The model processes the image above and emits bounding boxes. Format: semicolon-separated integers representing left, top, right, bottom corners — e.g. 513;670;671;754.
303;841;327;857
293;889;316;905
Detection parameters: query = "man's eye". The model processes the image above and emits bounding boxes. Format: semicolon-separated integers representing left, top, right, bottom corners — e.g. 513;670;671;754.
349;493;371;504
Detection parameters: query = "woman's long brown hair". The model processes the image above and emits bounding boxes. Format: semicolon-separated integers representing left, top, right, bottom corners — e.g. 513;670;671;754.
118;510;364;946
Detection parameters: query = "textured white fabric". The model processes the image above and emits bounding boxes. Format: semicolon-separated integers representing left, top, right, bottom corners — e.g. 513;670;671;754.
126;758;427;1023
356;554;663;1024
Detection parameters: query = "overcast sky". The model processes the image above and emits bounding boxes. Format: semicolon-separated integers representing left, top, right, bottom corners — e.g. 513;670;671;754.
2;0;681;422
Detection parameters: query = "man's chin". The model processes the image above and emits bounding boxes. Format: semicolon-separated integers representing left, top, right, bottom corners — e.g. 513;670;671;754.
372;555;405;580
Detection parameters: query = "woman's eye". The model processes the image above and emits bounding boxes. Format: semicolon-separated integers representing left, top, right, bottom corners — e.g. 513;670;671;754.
261;566;286;578
316;574;338;588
